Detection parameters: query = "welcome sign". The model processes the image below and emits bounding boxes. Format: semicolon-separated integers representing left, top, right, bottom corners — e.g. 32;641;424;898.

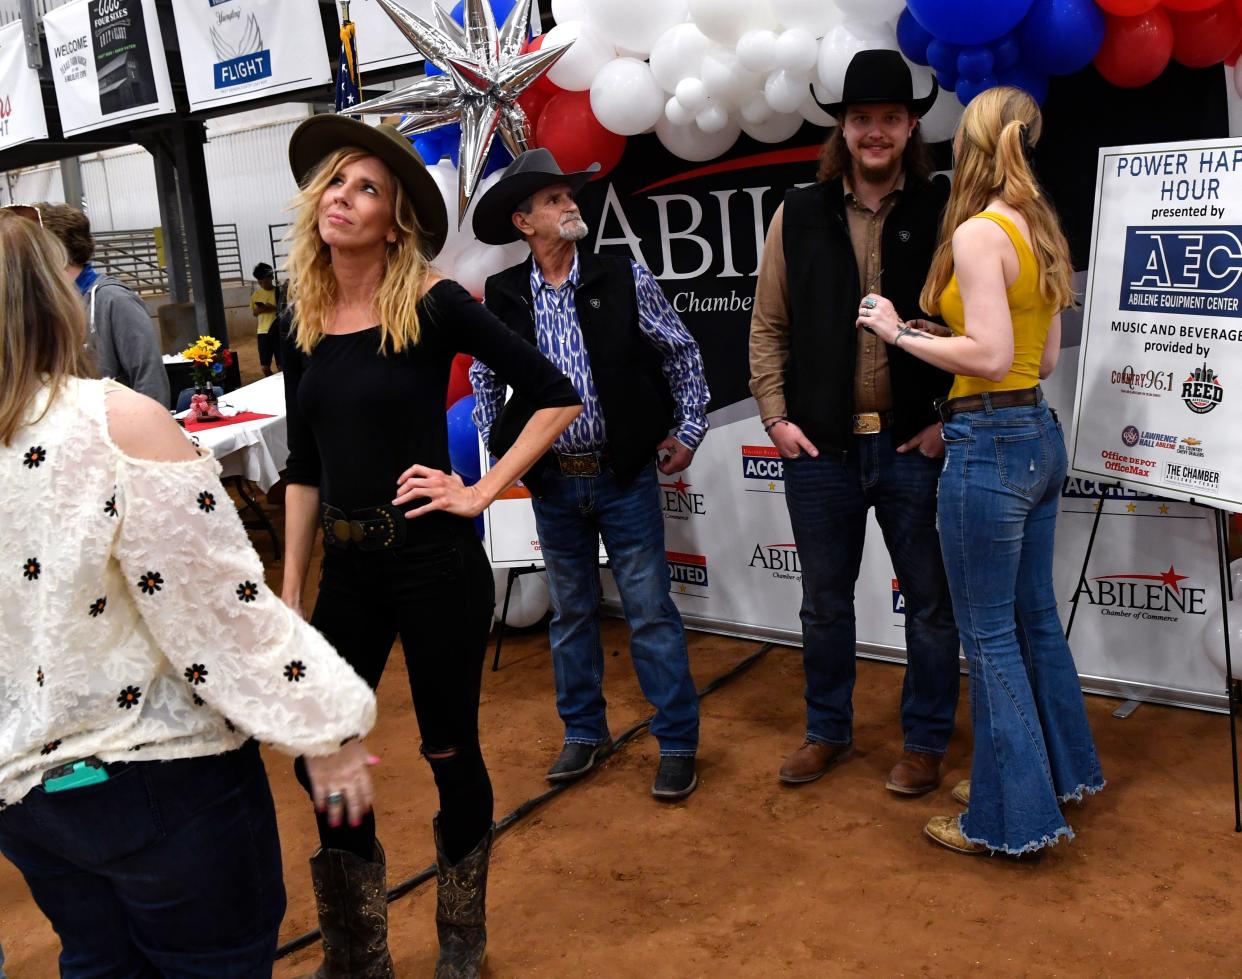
1072;137;1242;512
171;0;331;112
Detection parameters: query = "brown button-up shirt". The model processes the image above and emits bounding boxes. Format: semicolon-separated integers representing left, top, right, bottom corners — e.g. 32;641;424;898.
748;176;903;422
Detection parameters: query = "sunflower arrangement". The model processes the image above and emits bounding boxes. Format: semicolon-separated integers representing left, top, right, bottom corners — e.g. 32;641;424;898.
181;335;234;390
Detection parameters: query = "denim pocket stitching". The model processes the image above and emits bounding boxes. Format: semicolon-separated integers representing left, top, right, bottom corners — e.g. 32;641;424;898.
994;431;1044;499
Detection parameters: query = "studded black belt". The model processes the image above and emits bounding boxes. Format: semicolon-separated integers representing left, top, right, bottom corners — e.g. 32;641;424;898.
320;503;406;551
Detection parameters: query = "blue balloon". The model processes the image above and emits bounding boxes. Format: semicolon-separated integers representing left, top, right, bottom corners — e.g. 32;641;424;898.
937;66;959;93
451;0;518;27
926;38;961;77
897;9;935;66
447;394;482;484
997;64;1050;105
1015;0;1105;76
412;130;444;164
448;131;513;177
957;47;995;84
991;34;1022;72
955;74;998;107
907;0;1036;46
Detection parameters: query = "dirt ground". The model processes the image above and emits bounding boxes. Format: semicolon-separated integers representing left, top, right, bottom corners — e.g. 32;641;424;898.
3;335;1241;977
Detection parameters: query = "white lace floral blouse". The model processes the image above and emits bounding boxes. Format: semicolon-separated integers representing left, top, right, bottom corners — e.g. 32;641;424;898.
0;378;376;810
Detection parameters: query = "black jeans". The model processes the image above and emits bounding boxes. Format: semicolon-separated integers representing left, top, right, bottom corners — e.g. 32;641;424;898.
0;742;284;978
256;330;282;371
296;535;496;864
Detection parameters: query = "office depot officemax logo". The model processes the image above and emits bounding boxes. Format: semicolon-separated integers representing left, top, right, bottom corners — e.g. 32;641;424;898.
1181;363;1224;414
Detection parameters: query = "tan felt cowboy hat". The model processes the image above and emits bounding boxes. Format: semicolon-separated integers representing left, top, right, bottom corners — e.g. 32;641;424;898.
288;114;449;259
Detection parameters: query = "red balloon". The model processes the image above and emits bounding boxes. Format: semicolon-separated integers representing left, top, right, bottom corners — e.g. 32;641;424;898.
1162;0;1219;10
520;35;564;102
1094;0;1160;12
1169;0;1242;67
1095;9;1174;85
446;353;474;409
535;90;627;180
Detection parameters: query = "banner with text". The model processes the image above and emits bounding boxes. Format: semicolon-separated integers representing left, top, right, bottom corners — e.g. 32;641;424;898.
1072;137;1242;512
43;0;175;137
171;0;330;112
0;21;49;151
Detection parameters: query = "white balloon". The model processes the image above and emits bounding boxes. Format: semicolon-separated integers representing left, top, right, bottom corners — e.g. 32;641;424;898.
1201;598;1242;682
764;68;808;115
741;110;804;143
493;568;550;628
798;94;836;127
916;82;963;144
701;46;761;108
545;21;617;92
552;0;588;23
770;0;842;35
774;28;818;73
583;0;690;57
665;95;696;126
817;22;898;99
674;76;709;112
736;29;778;73
655;113;741;161
740;92;773;124
688;0;774;47
649;22;712;92
590;57;667;135
834;0;906;25
696;101;730;133
1234;61;1242;101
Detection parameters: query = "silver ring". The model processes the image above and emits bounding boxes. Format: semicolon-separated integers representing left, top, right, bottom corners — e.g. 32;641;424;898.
327;791;344;805
861;308;871;317
861;297;878;309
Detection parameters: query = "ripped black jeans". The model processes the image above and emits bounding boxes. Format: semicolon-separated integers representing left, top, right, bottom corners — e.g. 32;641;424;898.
294;534;496;865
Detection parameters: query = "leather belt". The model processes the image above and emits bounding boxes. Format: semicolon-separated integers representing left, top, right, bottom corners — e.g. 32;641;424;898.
852;411;894;435
554;449;610;477
321;503;406;551
937;385;1042;423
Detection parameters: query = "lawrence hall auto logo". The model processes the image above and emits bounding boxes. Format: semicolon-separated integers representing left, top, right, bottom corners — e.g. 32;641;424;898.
660;478;705;521
741;445;784;493
1119;227;1242;317
1181;363;1224;414
667;551;708;596
1074;564;1206;623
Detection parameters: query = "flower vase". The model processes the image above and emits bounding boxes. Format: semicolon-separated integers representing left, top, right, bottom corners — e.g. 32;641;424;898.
191;380;221;422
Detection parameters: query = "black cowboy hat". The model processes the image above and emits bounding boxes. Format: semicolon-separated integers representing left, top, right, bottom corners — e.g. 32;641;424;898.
813;49;938;119
288;114;449;259
472;148;600;246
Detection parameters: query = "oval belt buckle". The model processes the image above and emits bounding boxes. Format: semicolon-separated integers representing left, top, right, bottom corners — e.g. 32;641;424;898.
348;520;366;543
332;518;351;543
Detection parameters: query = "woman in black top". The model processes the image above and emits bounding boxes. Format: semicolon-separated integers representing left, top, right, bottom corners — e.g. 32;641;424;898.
280;117;581;979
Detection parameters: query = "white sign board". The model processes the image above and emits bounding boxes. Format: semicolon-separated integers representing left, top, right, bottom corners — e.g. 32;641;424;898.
1071;137;1242;513
0;21;49;151
171;0;331;112
43;0;175;137
340;0;434;74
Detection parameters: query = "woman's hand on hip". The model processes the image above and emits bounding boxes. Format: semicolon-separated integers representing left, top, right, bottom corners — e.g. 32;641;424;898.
305;741;380;829
394;464;487;518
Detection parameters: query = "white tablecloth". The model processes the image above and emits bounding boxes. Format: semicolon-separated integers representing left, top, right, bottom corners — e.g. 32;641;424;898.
180;373;288;491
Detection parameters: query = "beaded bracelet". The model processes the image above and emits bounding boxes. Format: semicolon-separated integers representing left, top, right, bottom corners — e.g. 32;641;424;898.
763;417;788;433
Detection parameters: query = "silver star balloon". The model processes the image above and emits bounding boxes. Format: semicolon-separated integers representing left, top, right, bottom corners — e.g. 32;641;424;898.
346;0;573;225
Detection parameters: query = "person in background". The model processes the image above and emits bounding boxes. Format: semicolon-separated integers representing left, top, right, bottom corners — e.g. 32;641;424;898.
857;85;1104;856
470;148;710;802
251;262;282;376
749;50;960;796
0;208;378;974
37;202;170;407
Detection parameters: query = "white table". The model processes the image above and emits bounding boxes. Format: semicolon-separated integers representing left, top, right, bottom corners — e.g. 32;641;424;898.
180;373;288;492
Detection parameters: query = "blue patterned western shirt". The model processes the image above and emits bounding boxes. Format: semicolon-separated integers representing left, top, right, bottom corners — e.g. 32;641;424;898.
470;252;710;455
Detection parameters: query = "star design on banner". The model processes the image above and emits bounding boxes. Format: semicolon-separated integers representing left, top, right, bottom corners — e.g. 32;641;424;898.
1126;502;1137;513
348;0;572;225
1159;504;1170;514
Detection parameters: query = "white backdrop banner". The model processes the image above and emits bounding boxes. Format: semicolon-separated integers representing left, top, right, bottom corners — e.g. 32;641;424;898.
0;21;49;151
171;0;331;112
1071;137;1242;512
43;0;175;137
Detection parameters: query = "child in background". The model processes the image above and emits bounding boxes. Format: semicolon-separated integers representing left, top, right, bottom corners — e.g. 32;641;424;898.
251;262;281;376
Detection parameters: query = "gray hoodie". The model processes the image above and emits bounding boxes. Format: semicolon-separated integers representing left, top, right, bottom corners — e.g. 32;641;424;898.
86;274;171;407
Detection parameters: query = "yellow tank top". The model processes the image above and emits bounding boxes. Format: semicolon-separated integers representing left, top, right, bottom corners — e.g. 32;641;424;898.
939;211;1057;399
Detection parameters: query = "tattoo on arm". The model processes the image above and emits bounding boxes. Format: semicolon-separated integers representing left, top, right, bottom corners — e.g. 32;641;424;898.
895;324;930;346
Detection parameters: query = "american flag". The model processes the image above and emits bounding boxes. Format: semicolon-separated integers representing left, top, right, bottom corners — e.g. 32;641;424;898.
336;3;361;115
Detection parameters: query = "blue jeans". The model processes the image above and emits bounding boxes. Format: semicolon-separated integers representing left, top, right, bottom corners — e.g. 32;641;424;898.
0;742;285;977
939;401;1104;854
531;464;699;755
783;435;961;754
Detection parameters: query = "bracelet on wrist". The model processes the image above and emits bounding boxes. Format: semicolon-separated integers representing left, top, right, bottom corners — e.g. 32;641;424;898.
763;417;788;433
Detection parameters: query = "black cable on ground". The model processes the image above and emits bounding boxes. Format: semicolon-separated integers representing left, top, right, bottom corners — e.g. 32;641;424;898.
274;641;773;960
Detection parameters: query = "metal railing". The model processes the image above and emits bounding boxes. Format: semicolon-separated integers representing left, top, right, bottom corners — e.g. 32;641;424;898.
268;222;292;280
93;223;245;296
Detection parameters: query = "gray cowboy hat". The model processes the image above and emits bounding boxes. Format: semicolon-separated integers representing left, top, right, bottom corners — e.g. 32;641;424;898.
471;148;600;246
813;49;938;119
288;114;449;259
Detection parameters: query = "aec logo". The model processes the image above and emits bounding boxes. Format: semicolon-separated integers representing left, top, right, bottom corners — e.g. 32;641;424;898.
667;551;708;596
741;445;784;493
1119;227;1242;317
1181;363;1224;414
660;477;705;521
1074;564;1206;623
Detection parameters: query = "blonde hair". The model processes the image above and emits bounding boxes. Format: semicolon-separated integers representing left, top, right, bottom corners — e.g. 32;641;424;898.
0;210;93;446
921;86;1074;316
286;148;433;355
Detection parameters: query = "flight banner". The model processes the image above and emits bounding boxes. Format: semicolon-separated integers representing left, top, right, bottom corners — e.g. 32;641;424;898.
171;0;331;112
1071;137;1242;513
43;0;175;137
0;21;49;151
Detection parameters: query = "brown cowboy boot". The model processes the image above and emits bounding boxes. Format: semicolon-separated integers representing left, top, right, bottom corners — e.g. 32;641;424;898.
307;842;395;979
433;815;493;979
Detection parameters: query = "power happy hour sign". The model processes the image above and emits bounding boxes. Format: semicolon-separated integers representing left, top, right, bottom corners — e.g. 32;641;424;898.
1072;137;1242;512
